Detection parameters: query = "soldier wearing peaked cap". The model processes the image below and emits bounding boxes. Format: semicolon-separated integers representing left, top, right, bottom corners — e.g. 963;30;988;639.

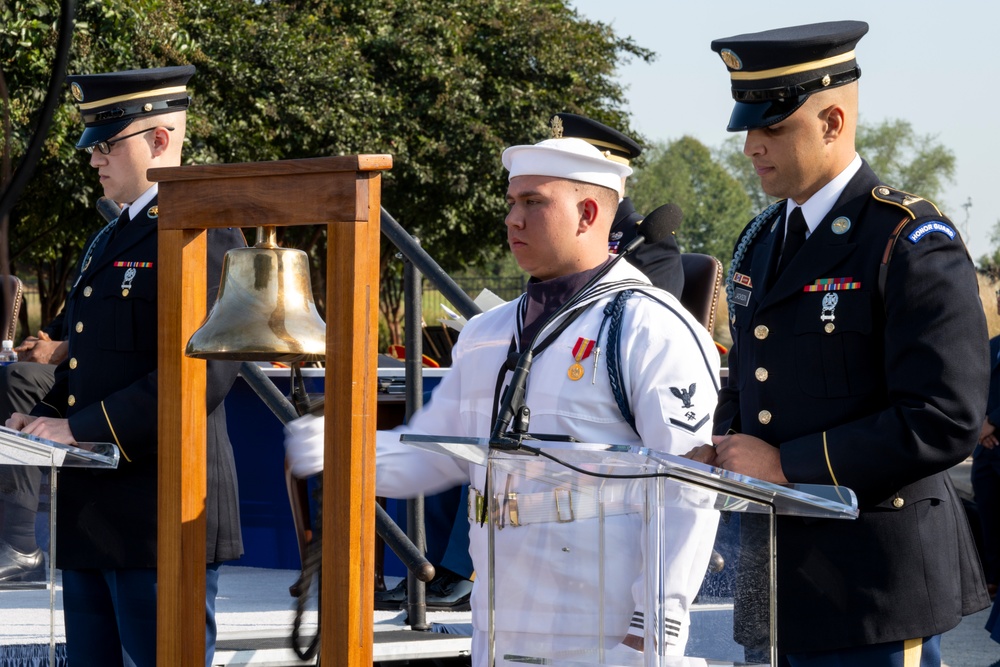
688;20;991;665
551;112;685;298
6;66;245;667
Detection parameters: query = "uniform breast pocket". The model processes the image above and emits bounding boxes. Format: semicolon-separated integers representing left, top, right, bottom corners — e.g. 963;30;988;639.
731;301;759;391
793;290;878;398
97;269;157;353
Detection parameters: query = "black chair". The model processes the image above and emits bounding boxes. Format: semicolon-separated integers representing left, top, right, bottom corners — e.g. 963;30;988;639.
679;253;723;334
0;276;23;342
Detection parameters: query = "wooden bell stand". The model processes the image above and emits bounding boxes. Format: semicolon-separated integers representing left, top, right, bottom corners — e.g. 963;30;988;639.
150;154;392;666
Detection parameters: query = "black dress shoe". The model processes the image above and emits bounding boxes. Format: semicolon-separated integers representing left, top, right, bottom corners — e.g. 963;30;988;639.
0;542;45;585
425;571;472;611
374;577;408;610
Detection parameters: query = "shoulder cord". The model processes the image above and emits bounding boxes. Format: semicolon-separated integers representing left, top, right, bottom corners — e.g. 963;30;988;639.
71;216;119;290
605;286;721;436
603;287;721;451
725;201;783;324
603;290;637;434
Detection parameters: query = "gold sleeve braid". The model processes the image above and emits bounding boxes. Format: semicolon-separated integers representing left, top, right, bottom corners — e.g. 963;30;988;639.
822;431;840;486
100;400;130;463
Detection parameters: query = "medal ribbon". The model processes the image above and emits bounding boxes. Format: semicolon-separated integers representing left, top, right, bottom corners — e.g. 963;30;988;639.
573;337;595;362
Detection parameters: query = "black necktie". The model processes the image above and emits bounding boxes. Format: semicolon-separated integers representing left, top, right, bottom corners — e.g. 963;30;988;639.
776;206;808;276
109;207;130;243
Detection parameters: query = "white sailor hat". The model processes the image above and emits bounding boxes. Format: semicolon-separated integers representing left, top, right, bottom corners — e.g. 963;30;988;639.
502;137;632;196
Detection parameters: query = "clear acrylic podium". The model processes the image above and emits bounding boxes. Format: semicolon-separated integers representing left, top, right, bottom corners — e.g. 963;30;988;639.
400;435;857;667
0;426;119;658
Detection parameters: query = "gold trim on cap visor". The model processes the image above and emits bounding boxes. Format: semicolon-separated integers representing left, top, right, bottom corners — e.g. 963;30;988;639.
730;50;856;82
78;85;189;111
578;138;631;164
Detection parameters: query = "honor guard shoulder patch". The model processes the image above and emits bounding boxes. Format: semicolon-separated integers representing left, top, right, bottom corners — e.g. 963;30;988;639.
871;186;942;220
907;220;956;244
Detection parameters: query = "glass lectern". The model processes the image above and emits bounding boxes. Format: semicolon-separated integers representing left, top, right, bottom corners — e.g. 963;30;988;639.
400;435;857;667
0;426;119;660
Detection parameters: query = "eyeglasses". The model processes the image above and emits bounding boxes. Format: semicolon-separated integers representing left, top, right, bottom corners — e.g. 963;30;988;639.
85;126;174;155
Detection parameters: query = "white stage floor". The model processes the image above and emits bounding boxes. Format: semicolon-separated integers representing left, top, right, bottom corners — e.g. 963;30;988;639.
0;567;471;666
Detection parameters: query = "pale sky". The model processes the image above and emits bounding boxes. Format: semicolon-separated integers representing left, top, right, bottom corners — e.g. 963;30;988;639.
570;0;996;260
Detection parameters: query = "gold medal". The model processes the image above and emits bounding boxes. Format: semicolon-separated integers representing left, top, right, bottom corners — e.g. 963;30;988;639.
568;362;585;381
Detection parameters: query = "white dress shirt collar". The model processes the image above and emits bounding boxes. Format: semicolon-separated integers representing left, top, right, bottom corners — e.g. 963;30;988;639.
787;153;863;237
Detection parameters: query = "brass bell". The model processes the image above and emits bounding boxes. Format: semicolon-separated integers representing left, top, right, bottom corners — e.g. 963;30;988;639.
186;226;326;362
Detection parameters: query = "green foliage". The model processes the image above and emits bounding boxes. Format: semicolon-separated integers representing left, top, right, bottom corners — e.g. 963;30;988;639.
630;136;753;268
856;118;955;205
2;0;649;339
714;134;770;212
978;219;1000;281
714;119;958;215
2;0;188;325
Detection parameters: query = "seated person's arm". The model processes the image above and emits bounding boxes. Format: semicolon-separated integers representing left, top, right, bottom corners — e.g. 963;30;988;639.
15;332;68;364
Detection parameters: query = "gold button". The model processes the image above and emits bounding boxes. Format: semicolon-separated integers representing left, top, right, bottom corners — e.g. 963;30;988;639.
75;322;84;333
824;322;835;334
754;325;769;340
83;286;92;297
755;367;768;382
68;395;76;407
758;410;772;424
892;497;904;508
69;358;77;369
122;288;130;297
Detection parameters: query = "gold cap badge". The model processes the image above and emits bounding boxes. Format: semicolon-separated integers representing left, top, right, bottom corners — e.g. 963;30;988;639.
720;49;743;70
550;115;564;138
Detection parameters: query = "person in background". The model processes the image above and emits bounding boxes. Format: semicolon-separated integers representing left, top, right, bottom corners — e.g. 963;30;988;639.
0;314;68;585
693;20;990;666
6;65;244;667
974;288;1000;601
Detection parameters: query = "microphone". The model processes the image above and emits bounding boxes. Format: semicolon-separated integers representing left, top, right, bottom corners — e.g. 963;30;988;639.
620;203;683;256
489;203;684;448
96;196;122;223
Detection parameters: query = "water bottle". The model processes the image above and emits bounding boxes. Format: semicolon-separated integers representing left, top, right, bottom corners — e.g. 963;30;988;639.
0;340;17;366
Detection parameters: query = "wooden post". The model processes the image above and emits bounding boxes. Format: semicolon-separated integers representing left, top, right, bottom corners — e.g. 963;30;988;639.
151;155;391;666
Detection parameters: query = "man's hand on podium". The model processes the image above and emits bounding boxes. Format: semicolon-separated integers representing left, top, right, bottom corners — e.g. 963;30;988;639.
6;413;78;446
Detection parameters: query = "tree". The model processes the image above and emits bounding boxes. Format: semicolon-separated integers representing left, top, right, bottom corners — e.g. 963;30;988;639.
630;136;753;267
3;0;189;328
715;134;769;212
856;118;955;202
978;219;1000;281
715;118;958;218
3;0;651;344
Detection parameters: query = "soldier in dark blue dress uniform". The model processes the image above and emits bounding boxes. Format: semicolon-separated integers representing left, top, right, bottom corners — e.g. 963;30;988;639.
6;66;245;667
551;112;684;298
690;21;991;667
